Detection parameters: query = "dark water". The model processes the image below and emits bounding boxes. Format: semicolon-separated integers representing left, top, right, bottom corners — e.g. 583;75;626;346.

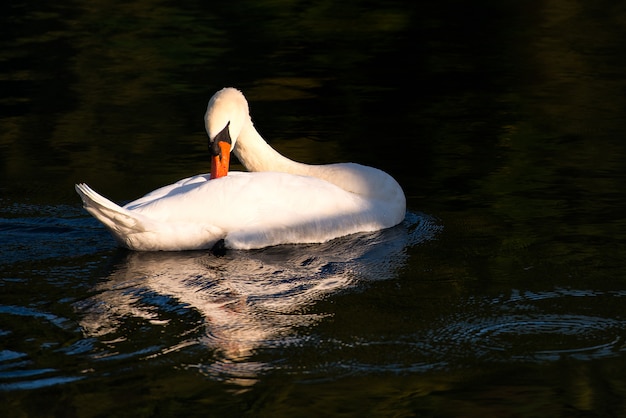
2;0;626;416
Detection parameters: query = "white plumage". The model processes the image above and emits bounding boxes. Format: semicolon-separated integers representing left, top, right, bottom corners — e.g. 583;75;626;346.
75;88;406;251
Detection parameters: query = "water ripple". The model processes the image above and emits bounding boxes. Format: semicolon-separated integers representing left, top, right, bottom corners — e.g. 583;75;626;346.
1;210;440;390
0;203;112;265
428;289;626;364
0;304;86;391
0;304;73;330
71;212;440;385
0;375;84;391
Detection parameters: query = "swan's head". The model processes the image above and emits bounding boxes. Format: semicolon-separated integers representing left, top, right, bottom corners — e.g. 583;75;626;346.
204;87;250;179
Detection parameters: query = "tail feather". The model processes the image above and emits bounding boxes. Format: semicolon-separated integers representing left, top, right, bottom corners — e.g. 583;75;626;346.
75;183;147;235
75;183;226;251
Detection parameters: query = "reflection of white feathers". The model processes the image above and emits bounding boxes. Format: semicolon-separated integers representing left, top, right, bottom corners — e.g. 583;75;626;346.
76;213;440;380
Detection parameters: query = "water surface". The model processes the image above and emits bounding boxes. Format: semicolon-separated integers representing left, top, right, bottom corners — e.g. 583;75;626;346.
2;0;626;416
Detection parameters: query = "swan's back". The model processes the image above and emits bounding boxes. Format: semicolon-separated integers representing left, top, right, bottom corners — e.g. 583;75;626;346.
125;171;402;250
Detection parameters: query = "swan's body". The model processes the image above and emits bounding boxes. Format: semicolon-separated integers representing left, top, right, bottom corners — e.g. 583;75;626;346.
76;88;406;251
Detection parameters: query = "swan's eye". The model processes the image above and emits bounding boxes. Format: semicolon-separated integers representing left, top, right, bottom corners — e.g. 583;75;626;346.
209;122;232;158
209;139;222;158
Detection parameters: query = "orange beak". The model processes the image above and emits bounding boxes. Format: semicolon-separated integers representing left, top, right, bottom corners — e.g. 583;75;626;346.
210;141;231;179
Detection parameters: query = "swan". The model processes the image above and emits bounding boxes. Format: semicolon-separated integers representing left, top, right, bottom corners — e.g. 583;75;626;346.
75;87;406;251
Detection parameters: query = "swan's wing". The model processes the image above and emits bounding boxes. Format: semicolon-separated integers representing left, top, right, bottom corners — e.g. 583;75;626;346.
79;170;404;251
123;171;399;250
124;173;211;210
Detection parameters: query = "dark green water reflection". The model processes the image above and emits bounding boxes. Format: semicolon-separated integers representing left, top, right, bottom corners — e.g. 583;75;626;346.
2;0;626;416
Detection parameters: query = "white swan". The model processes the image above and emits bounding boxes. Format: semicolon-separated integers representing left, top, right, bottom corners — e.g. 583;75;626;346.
75;87;406;251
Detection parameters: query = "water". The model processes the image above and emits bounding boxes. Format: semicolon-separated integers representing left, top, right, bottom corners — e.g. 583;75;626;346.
2;0;626;416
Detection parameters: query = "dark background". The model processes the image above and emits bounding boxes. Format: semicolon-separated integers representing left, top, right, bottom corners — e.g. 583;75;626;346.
2;0;626;416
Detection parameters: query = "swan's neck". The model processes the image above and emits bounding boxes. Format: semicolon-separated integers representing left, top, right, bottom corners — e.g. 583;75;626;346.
233;120;311;175
233;118;403;203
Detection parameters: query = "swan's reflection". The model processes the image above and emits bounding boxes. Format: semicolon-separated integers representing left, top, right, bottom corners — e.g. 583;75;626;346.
77;212;439;384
